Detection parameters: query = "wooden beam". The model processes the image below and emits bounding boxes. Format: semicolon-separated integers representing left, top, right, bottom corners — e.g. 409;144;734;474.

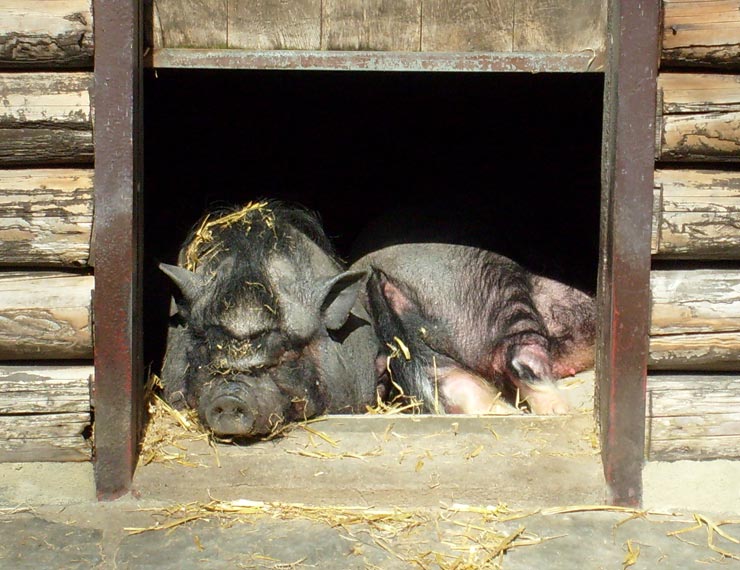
151;0;227;49
420;0;514;52
597;0;661;507
0;72;93;166
322;0;421;51
228;0;321;50
0;169;93;266
649;331;740;370
0;412;91;462
646;374;740;460
659;73;740;114
0;364;92;414
662;0;740;69
0;272;93;360
0;0;93;69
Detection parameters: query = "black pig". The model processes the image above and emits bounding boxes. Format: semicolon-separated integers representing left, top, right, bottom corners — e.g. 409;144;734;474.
352;244;595;415
160;201;379;437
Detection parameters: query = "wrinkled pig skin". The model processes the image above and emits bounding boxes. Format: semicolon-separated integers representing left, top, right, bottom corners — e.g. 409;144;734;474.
160;201;380;437
352;244;595;415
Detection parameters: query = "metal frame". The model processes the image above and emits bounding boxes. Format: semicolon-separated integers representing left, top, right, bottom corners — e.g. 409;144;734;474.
90;0;660;503
92;0;144;500
597;0;660;506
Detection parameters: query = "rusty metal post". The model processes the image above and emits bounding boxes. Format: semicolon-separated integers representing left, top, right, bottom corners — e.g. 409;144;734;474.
597;0;661;506
92;0;144;499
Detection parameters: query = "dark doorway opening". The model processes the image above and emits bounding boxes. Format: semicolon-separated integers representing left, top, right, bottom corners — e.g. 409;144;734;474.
144;69;604;373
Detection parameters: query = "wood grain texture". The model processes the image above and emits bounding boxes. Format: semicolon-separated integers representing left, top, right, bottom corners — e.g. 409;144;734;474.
649;331;740;370
0;169;93;266
646;374;740;459
0;72;93;166
152;0;228;48
0;364;91;414
228;0;321;50
421;0;514;51
0;412;90;462
662;0;740;69
323;0;421;51
659;73;740;113
0;272;93;360
658;111;740;162
653;169;740;258
513;0;606;54
0;0;93;69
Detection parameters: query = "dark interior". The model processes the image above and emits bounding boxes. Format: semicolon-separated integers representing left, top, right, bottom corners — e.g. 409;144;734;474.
144;69;604;371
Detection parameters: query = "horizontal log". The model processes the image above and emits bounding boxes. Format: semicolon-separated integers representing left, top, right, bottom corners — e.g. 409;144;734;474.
0;436;91;462
0;272;93;360
0;0;93;69
0;72;93;166
0;412;90;462
649;330;740;370
646;374;740;460
0;169;93;266
0;364;92;414
662;0;740;69
659;73;740;114
652;169;740;258
651;269;740;335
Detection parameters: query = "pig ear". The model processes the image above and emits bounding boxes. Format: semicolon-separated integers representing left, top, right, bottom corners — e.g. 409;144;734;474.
371;268;416;317
159;263;205;305
319;269;369;330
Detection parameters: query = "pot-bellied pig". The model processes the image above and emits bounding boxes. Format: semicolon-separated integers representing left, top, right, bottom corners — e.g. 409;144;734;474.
160;201;379;437
352;244;595;415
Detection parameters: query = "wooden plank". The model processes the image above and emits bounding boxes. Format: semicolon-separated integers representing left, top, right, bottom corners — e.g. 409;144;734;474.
152;0;228;49
649;330;740;370
0;169;93;266
0;272;93;360
657;110;740;162
420;0;514;52
0;412;88;439
0;437;91;462
228;0;321;50
659;73;740;113
323;0;421;51
0;0;93;69
653;169;740;259
513;0;607;55
0;72;93;166
662;0;740;69
646;374;740;460
650;270;740;335
0;364;92;414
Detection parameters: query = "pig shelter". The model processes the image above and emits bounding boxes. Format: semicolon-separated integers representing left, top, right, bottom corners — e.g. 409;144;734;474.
0;0;739;508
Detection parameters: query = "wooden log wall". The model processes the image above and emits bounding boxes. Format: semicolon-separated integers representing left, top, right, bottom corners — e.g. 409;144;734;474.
0;1;94;462
647;0;740;461
151;0;607;60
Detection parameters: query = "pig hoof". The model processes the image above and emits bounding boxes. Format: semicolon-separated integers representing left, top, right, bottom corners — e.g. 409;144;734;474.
204;395;255;436
526;391;570;415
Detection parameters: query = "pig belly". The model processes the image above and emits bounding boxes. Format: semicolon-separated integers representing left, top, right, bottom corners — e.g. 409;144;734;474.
439;366;521;415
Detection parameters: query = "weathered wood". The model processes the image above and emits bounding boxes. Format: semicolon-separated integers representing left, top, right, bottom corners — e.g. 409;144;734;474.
0;272;93;360
0;437;91;462
651;270;740;335
421;0;514;52
0;169;93;266
0;412;91;462
659;73;740;114
662;0;740;69
513;0;607;55
323;0;421;51
152;0;228;49
653;169;740;258
657;111;740;162
0;364;92;414
646;374;740;460
0;1;93;68
0;72;93;166
649;331;740;370
228;0;321;50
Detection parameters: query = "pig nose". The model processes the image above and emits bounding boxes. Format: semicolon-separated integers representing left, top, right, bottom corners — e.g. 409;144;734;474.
204;395;255;436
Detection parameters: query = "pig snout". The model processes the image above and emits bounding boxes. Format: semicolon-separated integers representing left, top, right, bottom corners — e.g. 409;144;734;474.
198;379;290;437
203;392;255;436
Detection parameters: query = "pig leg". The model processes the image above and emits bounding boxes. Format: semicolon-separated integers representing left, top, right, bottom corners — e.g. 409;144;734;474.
505;340;570;415
438;365;521;415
